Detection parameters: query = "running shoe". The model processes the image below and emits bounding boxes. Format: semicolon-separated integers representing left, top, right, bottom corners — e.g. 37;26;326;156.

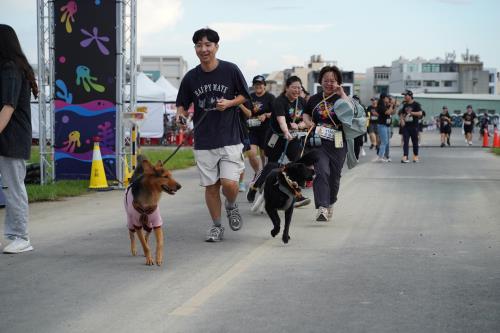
238;182;246;192
226;203;243;231
294;195;311;208
316;207;328;222
205;225;224;242
246;187;257;202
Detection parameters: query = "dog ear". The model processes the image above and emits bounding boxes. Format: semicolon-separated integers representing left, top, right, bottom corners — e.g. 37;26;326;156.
142;159;154;174
155;160;163;169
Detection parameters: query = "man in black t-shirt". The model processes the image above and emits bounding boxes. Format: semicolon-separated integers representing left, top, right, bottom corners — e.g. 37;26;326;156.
439;106;452;147
398;90;423;163
462;105;477;146
176;28;250;242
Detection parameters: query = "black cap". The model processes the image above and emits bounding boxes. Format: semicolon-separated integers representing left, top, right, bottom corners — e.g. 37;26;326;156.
252;75;266;85
466;105;473;109
442;106;448;109
402;89;413;97
370;96;377;101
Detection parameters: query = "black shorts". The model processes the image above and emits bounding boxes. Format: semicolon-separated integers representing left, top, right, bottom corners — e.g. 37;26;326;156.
464;125;473;134
368;123;378;134
249;129;268;150
440;125;451;134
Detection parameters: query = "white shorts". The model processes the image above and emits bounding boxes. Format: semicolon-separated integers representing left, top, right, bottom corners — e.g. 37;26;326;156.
194;144;245;186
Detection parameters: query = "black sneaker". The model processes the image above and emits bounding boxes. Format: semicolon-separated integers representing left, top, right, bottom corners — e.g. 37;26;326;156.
294;195;311;208
441;143;445;147
447;138;451;146
246;187;257;203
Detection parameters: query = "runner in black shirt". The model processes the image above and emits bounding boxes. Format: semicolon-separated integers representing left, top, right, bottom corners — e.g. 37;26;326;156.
439;106;452;147
398;90;423;163
239;75;274;185
176;28;250;242
303;65;349;222
462;105;477;146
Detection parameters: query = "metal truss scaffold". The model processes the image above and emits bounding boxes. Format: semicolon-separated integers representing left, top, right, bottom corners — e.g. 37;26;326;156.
116;0;137;187
36;0;55;185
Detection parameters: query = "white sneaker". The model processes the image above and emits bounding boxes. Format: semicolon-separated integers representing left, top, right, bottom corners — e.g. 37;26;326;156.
361;148;366;157
327;206;334;220
468;141;473;146
372;157;383;163
3;238;33;253
316;207;329;222
238;182;246;192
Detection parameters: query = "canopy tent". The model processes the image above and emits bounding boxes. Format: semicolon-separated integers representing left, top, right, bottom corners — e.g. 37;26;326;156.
155;76;178;103
135;72;167;102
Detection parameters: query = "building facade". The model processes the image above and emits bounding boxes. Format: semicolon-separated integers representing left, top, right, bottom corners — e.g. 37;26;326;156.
139;55;188;88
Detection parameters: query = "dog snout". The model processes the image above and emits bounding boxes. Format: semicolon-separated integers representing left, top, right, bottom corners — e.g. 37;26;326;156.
175;183;182;191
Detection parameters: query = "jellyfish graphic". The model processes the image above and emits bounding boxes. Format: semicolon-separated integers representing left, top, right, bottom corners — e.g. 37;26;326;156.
62;131;81;153
60;1;77;33
76;66;105;93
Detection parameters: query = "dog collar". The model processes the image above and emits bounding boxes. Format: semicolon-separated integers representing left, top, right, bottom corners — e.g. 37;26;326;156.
280;170;302;199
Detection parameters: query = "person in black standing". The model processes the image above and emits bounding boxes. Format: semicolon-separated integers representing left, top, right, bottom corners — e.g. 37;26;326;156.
462;105;477;146
0;24;38;253
373;93;394;162
439;106;452;147
399;90;423;163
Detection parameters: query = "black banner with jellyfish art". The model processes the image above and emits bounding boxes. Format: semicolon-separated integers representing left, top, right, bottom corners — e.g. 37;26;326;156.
53;0;116;180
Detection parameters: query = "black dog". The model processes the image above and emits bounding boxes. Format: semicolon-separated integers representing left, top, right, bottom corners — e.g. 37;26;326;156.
262;151;318;244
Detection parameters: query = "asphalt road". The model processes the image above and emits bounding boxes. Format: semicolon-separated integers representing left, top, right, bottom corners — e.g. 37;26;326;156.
1;130;499;333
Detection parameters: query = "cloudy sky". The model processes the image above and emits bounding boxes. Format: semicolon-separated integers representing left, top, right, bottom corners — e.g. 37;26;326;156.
1;0;499;83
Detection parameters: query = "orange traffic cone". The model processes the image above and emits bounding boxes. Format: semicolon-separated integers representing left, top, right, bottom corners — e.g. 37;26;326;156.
482;129;490;147
493;127;500;148
89;138;109;190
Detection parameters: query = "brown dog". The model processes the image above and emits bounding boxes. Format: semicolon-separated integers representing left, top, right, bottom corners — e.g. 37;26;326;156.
125;158;181;266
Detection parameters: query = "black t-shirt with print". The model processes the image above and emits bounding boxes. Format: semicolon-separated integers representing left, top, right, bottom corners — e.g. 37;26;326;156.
439;112;452;128
270;94;307;134
248;91;274;132
176;60;250;150
304;92;342;128
0;61;32;160
462;111;477;127
377;104;392;126
366;105;378;122
398;101;422;127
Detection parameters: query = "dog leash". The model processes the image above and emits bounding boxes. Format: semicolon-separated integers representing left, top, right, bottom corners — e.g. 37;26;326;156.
277;139;290;167
161;110;210;165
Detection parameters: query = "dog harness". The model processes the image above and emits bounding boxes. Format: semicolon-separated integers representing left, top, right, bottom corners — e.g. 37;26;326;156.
125;188;163;232
279;170;302;199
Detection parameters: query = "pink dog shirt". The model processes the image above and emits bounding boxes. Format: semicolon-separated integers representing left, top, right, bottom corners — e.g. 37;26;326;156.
125;189;163;232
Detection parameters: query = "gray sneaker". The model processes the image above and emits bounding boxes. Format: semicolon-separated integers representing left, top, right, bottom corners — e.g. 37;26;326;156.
226;203;243;231
206;225;224;242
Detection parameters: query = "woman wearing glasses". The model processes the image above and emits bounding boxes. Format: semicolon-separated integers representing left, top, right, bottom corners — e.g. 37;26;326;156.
302;66;349;222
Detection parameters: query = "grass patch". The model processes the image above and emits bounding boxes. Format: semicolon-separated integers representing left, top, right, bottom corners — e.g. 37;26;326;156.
141;148;195;170
492;147;500;156
25;146;195;203
26;180;89;203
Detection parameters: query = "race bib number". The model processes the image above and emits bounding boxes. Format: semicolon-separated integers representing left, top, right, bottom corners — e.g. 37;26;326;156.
247;118;262;127
464;120;471;125
443;121;448;126
370;116;378;121
315;125;335;141
405;115;413;122
291;131;308;139
386;118;391;125
334;131;343;148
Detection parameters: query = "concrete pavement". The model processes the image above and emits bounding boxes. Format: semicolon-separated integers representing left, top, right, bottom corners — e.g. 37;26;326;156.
1;129;499;333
